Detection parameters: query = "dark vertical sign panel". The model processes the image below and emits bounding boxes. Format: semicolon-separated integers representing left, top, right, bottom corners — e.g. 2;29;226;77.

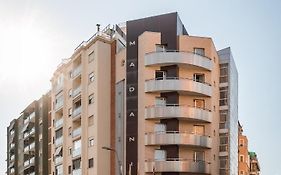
126;12;187;175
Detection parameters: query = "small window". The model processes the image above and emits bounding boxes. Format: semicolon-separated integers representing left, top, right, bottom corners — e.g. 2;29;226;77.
240;139;244;146
88;51;95;63
240;155;244;162
68;165;72;174
193;151;204;161
193;125;205;135
88;115;94;126
89;72;94;83
89;94;94;104
155;70;166;80
193;73;205;83
68;147;72;155
69;71;73;78
88;158;94;168
194;48;205;56
89;138;94;147
121;59;125;67
68;127;72;136
155;44;167;52
68;108;72;117
68;89;72;97
194;99;205;109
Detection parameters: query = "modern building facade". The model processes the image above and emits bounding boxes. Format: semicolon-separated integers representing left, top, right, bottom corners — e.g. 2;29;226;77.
218;47;239;175
7;12;247;175
7;93;50;175
238;122;250;175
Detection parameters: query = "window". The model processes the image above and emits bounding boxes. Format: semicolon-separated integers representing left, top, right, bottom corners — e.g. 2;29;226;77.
193;125;205;135
88;51;95;63
121;59;125;67
89;138;94;147
240;139;244;146
88;158;94;168
240;170;244;175
154;149;166;160
89;72;94;83
73;158;81;170
89;94;94;104
154;123;166;133
68;108;72;117
194;48;205;56
68;165;72;174
155;70;166;80
68;147;72;155
68;89;72;97
240;155;244;162
194;99;205;109
68;127;72;136
156;44;167;52
193;73;205;83
155;97;166;106
193;151;204;161
88;115;94;126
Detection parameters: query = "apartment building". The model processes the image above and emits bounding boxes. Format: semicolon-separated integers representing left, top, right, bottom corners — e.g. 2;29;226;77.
8;12;242;175
7;93;50;175
218;47;238;175
238;122;250;175
249;152;260;175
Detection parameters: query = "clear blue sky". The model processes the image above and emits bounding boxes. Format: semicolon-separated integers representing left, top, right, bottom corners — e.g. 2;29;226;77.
0;0;280;174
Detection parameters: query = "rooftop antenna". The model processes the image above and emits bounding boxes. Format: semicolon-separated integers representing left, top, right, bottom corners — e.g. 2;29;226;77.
96;24;101;32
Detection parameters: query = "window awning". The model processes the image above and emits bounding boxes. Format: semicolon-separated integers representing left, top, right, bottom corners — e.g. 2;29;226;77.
54;146;63;156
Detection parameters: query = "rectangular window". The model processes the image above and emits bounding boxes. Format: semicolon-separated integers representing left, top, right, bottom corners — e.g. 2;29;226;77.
89;138;94;147
155;44;167;52
155;97;166;106
89;94;94;104
194;99;205;109
88;158;94;168
73;158;81;170
155;70;166;80
68;89;72;97
240;155;244;162
154;149;166;160
89;72;94;83
88;51;95;63
88;115;94;126
68;165;71;174
193;151;204;161
240;139;244;146
193;125;205;135
194;48;205;56
68;108;72;117
193;73;205;83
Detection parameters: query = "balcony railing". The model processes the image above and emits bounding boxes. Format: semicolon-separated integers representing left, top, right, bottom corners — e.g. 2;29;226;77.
72;128;81;138
55;137;63;146
23;127;35;139
54;118;63;129
24;112;35;124
10;155;15;161
145;77;212;97
73;106;82;117
145;104;212;122
145;51;213;71
55;99;64;111
72;65;82;78
72;148;81;158
145;158;210;174
72;168;82;175
72;86;82;98
145;131;212;148
24;157;35;167
55;156;63;165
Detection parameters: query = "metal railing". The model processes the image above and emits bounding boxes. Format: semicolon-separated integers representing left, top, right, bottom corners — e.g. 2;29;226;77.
72;86;82;97
73;106;82;117
55;137;63;146
72;148;81;158
55;118;63;128
72;127;81;138
72;65;82;78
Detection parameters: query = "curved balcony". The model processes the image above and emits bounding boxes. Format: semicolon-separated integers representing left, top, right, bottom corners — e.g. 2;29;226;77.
145;159;210;174
145;131;211;148
145;77;212;97
145;105;212;123
145;51;212;71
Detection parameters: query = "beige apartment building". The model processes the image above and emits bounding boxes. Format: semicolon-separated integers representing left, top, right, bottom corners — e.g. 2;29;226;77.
8;12;249;175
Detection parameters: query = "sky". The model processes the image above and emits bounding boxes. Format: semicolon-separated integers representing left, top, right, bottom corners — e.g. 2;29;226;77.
0;0;280;174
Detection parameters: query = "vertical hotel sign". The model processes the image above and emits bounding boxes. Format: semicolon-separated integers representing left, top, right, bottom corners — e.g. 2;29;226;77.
126;22;138;175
